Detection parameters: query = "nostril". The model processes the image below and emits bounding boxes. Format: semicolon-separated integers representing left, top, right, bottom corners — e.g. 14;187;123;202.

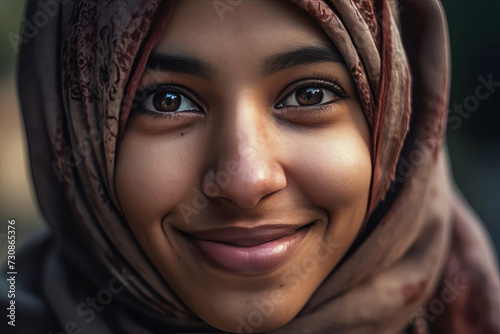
204;126;287;207
201;163;287;209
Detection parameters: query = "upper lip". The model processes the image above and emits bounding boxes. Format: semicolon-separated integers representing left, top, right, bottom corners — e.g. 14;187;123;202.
182;223;310;247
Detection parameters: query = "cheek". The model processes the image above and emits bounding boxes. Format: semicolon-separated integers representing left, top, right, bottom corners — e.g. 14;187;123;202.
286;121;372;222
115;132;202;226
283;120;371;263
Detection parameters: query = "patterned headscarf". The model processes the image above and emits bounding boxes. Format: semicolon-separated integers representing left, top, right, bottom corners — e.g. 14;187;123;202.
13;0;499;333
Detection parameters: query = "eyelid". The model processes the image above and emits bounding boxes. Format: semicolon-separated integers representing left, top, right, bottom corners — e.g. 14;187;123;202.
274;76;348;108
133;83;207;114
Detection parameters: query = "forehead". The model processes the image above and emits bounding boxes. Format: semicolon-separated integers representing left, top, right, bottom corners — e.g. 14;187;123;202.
156;0;333;59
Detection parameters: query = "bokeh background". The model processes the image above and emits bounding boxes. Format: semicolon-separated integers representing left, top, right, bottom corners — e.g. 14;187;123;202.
0;0;499;262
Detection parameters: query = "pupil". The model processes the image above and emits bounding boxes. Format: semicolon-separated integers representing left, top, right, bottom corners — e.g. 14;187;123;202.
153;91;180;112
296;87;323;106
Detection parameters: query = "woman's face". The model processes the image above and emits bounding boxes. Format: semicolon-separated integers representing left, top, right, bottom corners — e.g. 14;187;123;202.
116;0;371;332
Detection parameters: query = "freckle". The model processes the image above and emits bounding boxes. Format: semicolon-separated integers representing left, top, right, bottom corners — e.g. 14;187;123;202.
246;300;249;303
178;255;181;260
180;132;185;136
280;284;284;288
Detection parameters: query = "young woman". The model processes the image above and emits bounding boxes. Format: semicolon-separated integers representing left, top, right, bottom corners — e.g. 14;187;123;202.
2;0;498;333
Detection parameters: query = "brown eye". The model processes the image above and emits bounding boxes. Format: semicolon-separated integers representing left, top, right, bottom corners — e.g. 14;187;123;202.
296;87;323;106
141;88;201;114
276;86;339;109
153;91;181;112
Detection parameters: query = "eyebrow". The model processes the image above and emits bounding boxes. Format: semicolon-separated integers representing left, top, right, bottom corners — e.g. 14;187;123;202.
146;51;215;80
262;43;344;76
145;43;344;80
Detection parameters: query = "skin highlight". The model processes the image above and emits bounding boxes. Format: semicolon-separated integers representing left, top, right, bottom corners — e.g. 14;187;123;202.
115;1;372;332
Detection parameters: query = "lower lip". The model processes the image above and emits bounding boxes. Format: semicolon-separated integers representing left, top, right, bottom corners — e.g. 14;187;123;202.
188;225;312;275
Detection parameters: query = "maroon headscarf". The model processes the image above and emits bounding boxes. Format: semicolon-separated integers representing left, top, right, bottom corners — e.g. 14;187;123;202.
3;0;498;333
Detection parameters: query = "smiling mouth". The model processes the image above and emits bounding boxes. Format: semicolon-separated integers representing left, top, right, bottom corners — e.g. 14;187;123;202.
179;222;316;275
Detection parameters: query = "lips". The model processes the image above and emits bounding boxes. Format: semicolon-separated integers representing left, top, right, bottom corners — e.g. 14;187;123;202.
180;223;314;275
188;224;308;246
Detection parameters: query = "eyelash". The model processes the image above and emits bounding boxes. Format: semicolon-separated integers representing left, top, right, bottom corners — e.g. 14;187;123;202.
132;74;348;119
275;73;348;109
133;81;205;119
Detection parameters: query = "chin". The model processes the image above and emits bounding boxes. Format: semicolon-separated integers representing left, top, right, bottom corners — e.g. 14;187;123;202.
201;302;300;334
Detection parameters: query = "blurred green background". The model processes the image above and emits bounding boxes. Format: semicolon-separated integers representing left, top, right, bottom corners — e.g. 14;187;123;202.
0;0;498;263
442;0;500;253
0;0;43;262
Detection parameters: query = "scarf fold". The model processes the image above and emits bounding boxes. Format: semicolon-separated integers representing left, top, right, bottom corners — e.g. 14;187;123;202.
6;0;498;333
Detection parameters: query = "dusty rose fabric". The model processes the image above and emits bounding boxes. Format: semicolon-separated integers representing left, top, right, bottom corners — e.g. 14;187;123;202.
4;0;499;333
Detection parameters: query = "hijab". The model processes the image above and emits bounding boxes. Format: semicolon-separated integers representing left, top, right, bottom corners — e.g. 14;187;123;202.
2;0;498;333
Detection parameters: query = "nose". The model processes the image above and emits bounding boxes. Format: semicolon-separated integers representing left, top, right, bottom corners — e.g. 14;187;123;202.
202;102;287;208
